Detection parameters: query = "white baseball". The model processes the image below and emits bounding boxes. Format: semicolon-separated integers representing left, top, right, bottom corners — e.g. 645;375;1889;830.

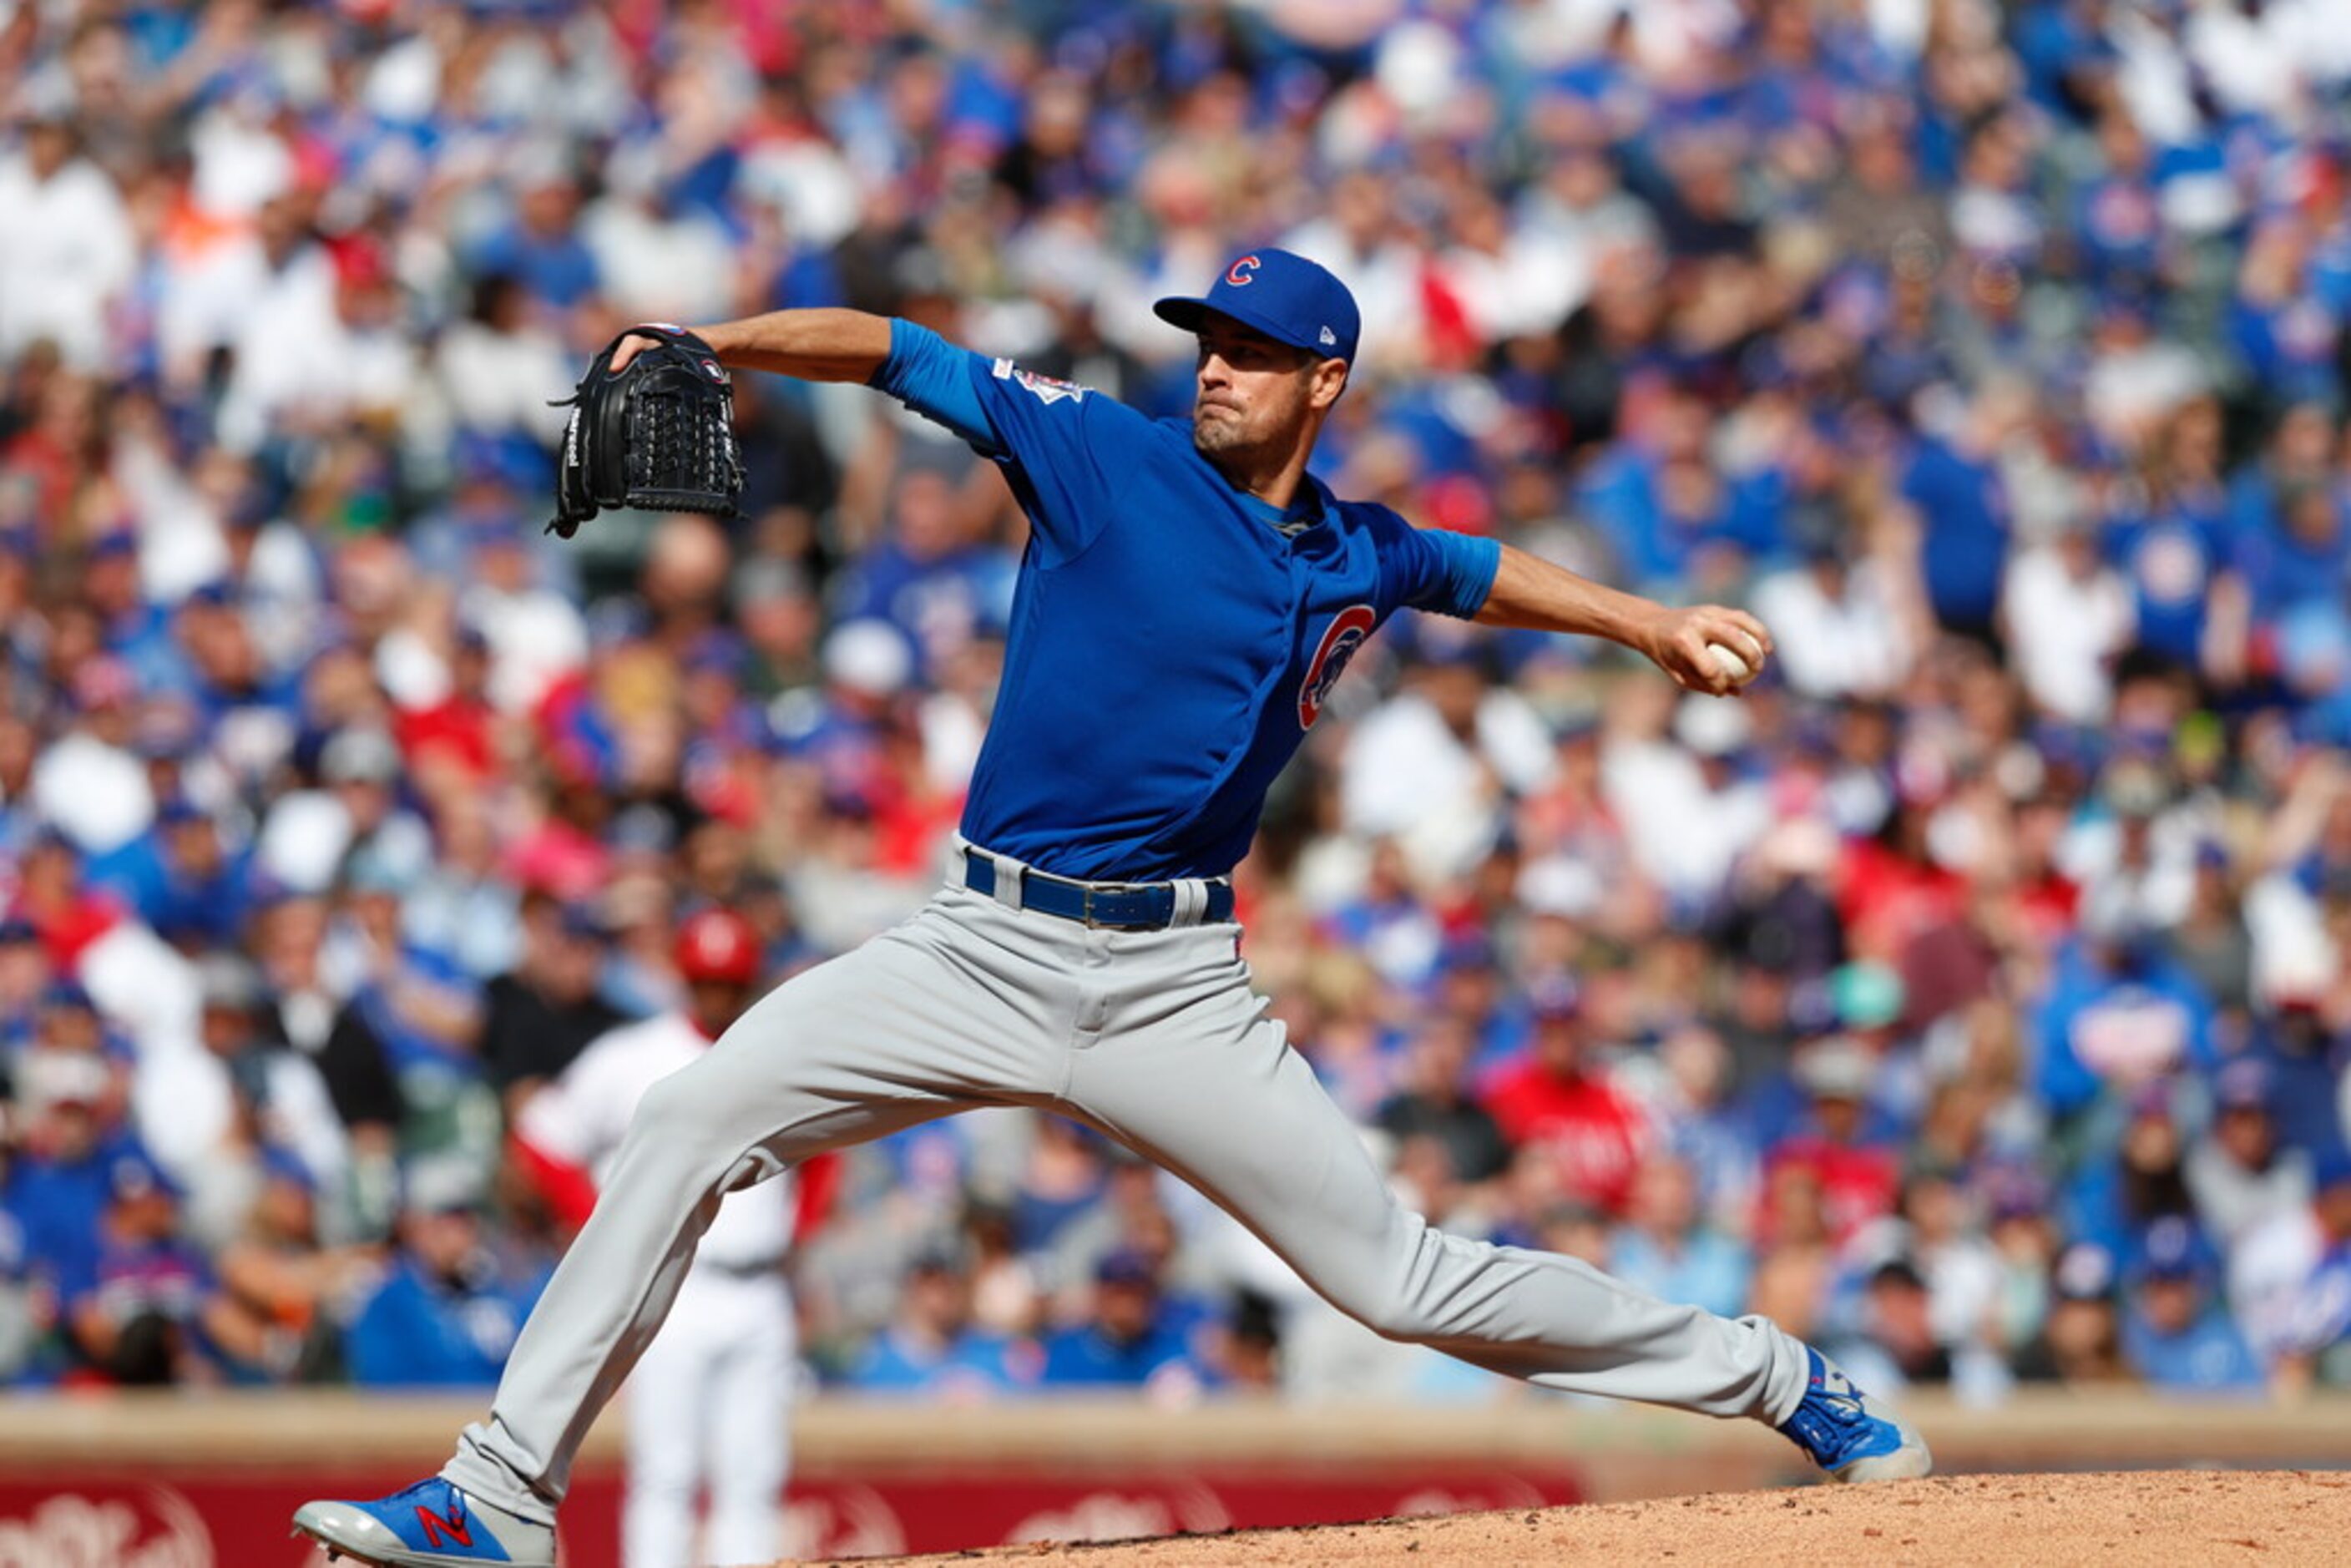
1706;641;1756;685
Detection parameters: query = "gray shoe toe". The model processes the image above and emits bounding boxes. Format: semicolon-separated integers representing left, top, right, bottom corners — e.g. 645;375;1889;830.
292;1500;403;1555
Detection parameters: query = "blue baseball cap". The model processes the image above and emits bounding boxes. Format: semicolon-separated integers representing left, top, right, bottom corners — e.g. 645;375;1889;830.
1095;1247;1160;1287
1154;248;1361;364
108;1146;183;1204
2132;1216;2206;1284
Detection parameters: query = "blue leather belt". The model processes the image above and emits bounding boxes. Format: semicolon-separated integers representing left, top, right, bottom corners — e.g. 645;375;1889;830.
961;848;1234;930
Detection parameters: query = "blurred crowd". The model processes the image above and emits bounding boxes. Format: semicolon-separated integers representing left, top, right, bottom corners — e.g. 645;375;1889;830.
3;0;2351;1413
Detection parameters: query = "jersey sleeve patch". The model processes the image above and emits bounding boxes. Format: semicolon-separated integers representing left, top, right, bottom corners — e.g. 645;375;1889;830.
991;358;1089;406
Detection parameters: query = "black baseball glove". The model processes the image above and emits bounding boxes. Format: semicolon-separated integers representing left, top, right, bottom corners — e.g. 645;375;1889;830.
547;324;745;538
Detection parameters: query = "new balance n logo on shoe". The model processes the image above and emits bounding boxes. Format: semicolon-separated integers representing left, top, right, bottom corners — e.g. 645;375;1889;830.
417;1500;474;1549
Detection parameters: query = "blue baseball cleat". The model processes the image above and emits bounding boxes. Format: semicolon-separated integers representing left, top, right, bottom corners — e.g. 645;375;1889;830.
1777;1347;1934;1482
291;1477;555;1566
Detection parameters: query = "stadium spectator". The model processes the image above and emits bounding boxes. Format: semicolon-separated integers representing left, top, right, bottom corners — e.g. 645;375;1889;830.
2015;1242;2136;1388
56;1144;223;1387
2118;1217;2263;1396
1036;1248;1201;1397
210;1150;377;1385
1764;1036;1902;1247
478;895;626;1112
2185;1060;2315;1251
1607;1154;1750;1320
847;1247;1033;1400
342;1164;547;1390
1480;979;1650;1218
2231;1151;2351;1393
0;78;134;371
1375;1014;1514;1189
1833;1257;2011;1405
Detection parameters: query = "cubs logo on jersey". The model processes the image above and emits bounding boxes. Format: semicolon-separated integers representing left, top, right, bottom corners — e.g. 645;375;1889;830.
991;358;1088;405
1298;604;1376;728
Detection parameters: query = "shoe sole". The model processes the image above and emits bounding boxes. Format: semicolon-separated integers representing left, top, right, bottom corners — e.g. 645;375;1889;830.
1832;1432;1934;1483
291;1519;538;1568
292;1522;396;1567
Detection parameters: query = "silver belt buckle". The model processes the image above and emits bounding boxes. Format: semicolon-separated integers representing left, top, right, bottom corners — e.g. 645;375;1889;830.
1081;878;1151;928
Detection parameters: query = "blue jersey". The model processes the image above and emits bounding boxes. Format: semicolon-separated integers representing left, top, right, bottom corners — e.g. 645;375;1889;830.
343;1253;548;1389
872;321;1500;881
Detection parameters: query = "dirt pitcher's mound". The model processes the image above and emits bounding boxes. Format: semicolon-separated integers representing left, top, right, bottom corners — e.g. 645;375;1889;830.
812;1470;2351;1566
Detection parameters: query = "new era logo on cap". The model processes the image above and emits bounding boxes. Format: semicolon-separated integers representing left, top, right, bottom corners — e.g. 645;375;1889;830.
1154;247;1362;365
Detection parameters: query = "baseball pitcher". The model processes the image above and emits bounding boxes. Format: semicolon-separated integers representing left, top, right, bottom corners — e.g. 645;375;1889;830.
296;249;1928;1568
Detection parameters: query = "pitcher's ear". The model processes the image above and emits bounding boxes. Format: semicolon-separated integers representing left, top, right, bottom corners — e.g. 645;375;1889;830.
1311;357;1350;410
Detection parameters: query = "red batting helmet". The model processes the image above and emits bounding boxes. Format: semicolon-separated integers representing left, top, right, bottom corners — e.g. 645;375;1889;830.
674;908;760;986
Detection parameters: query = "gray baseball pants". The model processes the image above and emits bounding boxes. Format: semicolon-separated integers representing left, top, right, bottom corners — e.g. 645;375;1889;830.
443;868;1811;1519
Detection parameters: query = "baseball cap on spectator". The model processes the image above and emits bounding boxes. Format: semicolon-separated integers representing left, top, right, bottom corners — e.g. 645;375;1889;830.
2213;1059;2270;1115
2313;1148;2351;1196
1830;962;1904;1031
41;979;94;1013
1154;247;1362;365
731;556;810;615
321;727;402;786
1517;857;1603;919
27;824;77;858
2080;884;2155;951
1984;1166;2051;1224
556;900;613;942
401;1157;488;1216
2100;759;2169;819
684;630;748;681
17;67;76;126
905;1226;973;1273
197;953;268;1016
1095;1247;1160;1288
1514;860;1608;921
259;1145;317;1194
341;842;418;898
108;1145;182;1204
2131;1216;2205;1285
18;1049;109;1114
675;908;760;985
1527;975;1582;1022
2126;1079;2176;1124
2053;1241;2119;1302
1868;1257;1928;1293
1550;702;1604;745
1673;691;1752;758
822;620;913;698
1793;1035;1875;1102
1422;473;1494;536
1438;931;1497;974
